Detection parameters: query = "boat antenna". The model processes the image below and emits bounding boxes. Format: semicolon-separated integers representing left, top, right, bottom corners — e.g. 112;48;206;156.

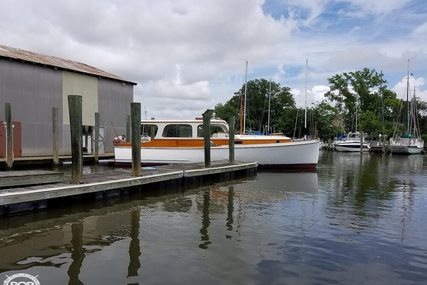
243;60;248;135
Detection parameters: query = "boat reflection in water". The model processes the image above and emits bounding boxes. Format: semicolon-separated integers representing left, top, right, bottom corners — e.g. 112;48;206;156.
235;170;318;195
1;157;426;285
0;170;318;284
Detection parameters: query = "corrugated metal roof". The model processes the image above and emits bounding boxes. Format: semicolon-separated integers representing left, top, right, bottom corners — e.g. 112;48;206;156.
0;44;136;85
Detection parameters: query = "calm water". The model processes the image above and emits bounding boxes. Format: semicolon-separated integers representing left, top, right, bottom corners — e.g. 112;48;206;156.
1;152;427;285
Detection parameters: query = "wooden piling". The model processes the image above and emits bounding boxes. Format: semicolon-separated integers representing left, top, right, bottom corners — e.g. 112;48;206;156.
94;112;100;163
228;116;235;165
203;109;214;168
68;95;83;184
126;114;131;142
360;132;363;153
131;102;141;176
52;107;59;166
5;103;13;169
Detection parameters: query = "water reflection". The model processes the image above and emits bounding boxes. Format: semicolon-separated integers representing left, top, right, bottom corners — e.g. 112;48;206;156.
199;191;211;249
67;222;84;285
226;186;234;234
319;152;425;239
0;157;427;284
127;210;141;280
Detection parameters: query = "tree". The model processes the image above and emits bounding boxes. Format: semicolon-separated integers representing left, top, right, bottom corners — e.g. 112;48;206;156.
311;101;341;140
214;79;295;134
324;68;399;137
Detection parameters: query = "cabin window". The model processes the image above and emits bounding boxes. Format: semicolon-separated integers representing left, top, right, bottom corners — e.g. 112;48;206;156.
197;124;228;137
162;124;192;137
141;124;158;139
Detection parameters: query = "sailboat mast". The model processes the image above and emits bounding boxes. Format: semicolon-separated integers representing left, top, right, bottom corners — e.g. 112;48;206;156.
304;59;308;129
411;85;416;134
243;60;248;135
239;90;243;134
406;59;410;132
268;78;271;134
355;95;358;133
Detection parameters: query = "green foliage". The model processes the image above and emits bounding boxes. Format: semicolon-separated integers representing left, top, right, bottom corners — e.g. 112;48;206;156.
311;101;340;140
214;68;426;140
324;68;391;132
359;111;381;135
214;78;295;134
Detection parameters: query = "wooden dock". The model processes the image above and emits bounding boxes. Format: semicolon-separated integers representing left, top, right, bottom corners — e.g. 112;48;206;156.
0;161;257;215
0;153;115;168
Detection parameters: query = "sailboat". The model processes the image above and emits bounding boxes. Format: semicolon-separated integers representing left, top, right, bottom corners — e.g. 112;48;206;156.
334;93;370;152
389;68;424;154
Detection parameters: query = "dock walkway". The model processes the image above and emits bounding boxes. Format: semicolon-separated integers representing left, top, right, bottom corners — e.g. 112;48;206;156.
0;161;257;215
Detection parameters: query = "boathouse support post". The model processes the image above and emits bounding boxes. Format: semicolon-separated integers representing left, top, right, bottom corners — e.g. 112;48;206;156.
203;109;214;168
131;102;141;176
5;103;13;169
68;95;83;184
94;112;100;163
52;107;59;166
126;114;131;142
228;116;235;165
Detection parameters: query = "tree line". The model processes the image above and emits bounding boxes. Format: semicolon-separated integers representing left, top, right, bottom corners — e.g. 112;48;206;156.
214;68;427;141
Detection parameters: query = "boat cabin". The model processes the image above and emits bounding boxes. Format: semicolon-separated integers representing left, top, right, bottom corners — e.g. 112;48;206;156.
141;119;229;140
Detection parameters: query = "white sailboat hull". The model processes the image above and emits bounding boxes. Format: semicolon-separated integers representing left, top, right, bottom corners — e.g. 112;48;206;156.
389;138;424;154
114;140;320;169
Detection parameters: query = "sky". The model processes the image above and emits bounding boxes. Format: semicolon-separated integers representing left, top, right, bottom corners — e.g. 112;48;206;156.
0;0;426;119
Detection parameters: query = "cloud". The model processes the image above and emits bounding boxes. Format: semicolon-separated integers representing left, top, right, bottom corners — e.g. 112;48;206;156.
337;0;412;15
392;75;427;101
0;0;426;119
412;21;427;37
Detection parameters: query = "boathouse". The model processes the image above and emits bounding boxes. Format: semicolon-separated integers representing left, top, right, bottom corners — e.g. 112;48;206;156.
0;45;136;158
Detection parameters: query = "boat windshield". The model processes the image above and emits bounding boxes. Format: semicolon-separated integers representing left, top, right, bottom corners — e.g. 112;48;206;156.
197;124;228;137
141;124;158;139
162;124;193;137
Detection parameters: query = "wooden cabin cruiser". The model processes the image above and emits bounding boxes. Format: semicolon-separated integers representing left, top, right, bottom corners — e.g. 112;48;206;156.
334;132;370;152
113;119;320;169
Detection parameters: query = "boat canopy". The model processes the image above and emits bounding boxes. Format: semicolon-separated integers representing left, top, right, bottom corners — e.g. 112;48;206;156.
400;133;416;138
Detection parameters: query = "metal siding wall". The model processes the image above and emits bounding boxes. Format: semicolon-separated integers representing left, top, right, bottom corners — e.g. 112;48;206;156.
0;59;63;156
98;80;133;152
62;72;98;126
0;59;132;156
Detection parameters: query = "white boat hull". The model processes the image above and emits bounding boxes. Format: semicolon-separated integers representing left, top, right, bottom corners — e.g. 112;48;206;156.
333;132;370;152
334;142;370;152
389;137;424;154
389;145;423;154
114;140;320;169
